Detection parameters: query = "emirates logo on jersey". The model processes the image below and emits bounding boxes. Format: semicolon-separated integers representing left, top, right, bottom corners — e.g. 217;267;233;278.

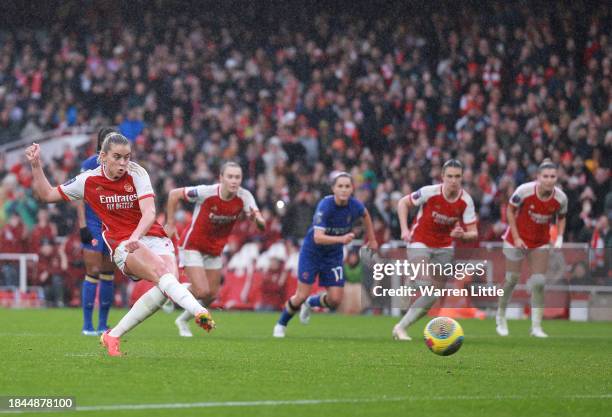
124;184;134;193
528;210;552;225
431;211;459;225
100;194;138;210
208;212;239;224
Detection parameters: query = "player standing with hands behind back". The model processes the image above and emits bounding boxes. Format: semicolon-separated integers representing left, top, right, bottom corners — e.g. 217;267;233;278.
76;127;117;336
496;159;567;338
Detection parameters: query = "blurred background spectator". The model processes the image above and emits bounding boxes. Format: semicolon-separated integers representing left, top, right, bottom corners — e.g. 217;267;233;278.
0;0;610;306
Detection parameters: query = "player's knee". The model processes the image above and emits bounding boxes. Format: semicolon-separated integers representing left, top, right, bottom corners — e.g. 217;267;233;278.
190;285;210;300
151;260;172;280
86;264;101;276
290;294;306;307
528;273;546;289
505;272;520;285
325;293;343;309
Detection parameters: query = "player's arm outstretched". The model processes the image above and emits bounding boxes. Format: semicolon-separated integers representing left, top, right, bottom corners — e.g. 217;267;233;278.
164;187;186;239
26;143;66;203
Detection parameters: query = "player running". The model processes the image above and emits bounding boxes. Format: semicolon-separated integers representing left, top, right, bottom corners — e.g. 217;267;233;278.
25;133;214;357
76;127;116;336
392;159;478;341
496;159;567;338
164;161;265;337
273;171;378;338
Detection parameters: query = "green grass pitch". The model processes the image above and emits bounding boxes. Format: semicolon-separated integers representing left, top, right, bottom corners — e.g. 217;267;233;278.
0;309;610;417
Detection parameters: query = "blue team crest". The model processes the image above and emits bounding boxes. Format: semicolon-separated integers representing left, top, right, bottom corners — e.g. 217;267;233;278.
187;188;199;199
412;190;421;200
511;195;521;204
62;177;77;186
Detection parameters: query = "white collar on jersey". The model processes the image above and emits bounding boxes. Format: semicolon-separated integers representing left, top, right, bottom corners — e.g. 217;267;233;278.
101;163;124;181
441;184;463;203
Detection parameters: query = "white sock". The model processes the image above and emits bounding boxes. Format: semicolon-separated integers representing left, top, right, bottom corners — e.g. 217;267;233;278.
177;309;194;322
497;272;520;317
397;295;437;329
158;273;206;316
530;274;546;328
109;286;166;337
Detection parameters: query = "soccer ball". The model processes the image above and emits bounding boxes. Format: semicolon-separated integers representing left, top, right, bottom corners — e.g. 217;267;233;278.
423;317;464;356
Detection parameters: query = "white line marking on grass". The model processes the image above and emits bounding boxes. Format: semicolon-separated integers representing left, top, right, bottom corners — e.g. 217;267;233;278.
0;394;610;414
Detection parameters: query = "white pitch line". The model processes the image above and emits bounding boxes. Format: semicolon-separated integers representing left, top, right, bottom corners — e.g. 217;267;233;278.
1;394;611;414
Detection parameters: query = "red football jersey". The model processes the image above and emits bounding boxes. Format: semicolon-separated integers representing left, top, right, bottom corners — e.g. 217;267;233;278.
57;162;167;252
179;184;258;256
408;185;477;248
503;181;567;248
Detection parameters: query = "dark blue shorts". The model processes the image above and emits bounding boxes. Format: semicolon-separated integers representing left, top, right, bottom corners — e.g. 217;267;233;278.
297;249;344;287
82;217;109;255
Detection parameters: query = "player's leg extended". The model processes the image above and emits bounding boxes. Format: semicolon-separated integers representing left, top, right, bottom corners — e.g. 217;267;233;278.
394;274;445;340
97;255;115;334
496;244;523;336
527;247;550;337
81;249;102;336
301;263;345;324
274;281;312;338
175;267;221;337
394;248;447;340
104;242;214;354
123;248;212;323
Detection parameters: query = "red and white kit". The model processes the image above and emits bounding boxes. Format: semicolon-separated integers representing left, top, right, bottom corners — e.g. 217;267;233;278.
179;184;258;268
57;162;172;273
503;181;568;249
409;184;477;249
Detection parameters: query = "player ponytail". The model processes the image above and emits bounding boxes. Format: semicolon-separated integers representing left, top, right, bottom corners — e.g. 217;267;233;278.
96;127;118;153
538;159;557;172
442;159;463;173
97;132;130;163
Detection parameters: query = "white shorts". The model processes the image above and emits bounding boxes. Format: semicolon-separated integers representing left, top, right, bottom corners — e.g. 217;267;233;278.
503;241;550;262
407;242;454;264
113;236;175;277
179;249;223;270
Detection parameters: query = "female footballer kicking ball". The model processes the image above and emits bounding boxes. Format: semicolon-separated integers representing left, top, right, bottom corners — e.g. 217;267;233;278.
273;172;378;338
496;159;567;338
26;134;214;356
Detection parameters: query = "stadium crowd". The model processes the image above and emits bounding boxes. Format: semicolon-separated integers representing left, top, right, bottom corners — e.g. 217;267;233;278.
0;1;610;304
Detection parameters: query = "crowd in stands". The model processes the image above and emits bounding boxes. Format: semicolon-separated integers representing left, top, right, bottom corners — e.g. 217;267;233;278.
0;1;610;305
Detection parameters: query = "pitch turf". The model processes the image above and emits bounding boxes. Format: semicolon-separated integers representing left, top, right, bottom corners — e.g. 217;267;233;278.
0;309;610;417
